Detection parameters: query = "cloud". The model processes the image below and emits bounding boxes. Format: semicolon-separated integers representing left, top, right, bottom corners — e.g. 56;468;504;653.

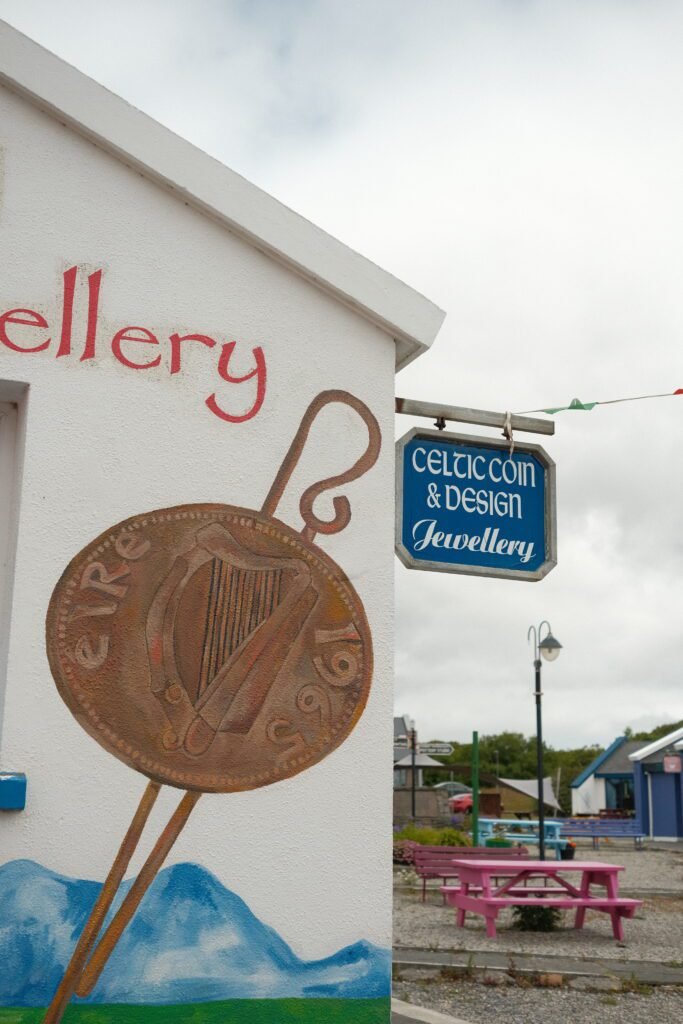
1;0;681;746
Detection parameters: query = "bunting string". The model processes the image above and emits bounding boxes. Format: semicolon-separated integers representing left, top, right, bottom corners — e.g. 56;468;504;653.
519;388;683;416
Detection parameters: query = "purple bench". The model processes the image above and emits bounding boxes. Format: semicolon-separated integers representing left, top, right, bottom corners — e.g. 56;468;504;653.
412;845;530;902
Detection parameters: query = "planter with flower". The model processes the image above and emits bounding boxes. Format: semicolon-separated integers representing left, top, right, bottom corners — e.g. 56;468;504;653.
485;821;513;849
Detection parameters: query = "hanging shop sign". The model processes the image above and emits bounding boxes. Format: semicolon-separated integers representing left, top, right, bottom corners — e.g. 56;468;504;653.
663;755;682;774
396;429;557;582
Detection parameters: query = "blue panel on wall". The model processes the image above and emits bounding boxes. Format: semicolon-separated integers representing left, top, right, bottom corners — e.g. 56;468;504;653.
0;773;26;810
651;773;683;838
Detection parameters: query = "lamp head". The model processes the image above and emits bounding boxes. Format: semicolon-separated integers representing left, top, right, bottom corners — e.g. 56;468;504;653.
539;632;562;662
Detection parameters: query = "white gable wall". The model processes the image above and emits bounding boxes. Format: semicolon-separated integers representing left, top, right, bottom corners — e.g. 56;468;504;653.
571;775;605;816
0;82;395;958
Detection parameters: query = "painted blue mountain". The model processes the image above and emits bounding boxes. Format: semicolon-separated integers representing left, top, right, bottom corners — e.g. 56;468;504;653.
0;860;390;1006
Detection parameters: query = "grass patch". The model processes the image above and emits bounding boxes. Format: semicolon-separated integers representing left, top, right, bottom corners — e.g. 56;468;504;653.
620;976;654;996
0;1000;389;1024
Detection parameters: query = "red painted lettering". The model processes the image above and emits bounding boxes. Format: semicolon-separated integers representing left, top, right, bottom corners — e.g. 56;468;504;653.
0;308;50;352
0;262;269;426
81;269;102;361
56;265;77;358
169;332;216;375
111;327;161;370
206;342;266;423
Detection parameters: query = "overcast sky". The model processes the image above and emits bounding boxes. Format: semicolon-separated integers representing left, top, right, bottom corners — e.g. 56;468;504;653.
2;0;681;749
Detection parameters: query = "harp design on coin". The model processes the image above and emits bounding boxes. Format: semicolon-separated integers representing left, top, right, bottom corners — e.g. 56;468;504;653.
146;521;318;755
43;390;381;1024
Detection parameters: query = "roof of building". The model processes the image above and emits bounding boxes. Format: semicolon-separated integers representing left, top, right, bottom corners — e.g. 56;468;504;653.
0;20;445;370
630;726;683;763
597;739;642;774
394;753;446;769
394;716;410;740
570;736;637;788
393;716;410;763
499;777;561;811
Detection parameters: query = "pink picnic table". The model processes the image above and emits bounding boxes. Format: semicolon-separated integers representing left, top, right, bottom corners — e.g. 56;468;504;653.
442;858;642;941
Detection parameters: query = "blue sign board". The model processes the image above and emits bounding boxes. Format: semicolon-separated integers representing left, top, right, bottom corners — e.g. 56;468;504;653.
396;429;556;581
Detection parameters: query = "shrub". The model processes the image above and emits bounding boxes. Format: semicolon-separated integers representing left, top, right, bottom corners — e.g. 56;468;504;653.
393;839;420;864
436;827;471;847
393;824;472;848
512;904;562;932
394;824;442;845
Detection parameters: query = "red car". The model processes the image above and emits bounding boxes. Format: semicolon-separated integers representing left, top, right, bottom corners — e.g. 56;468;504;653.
449;793;473;813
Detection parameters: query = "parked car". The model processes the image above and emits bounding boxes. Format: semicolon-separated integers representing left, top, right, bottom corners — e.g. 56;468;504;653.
432;781;472;798
449;793;473;813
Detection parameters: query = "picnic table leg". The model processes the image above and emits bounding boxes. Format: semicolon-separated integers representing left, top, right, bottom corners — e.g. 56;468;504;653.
455;882;468;927
602;870;625;939
484;910;497;939
574;869;592;931
610;909;625;942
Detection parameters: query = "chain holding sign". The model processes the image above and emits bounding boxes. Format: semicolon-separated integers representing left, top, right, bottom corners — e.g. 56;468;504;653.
396;429;557;582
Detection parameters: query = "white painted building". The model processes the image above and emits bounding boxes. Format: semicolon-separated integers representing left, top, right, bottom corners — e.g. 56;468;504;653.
0;21;444;1022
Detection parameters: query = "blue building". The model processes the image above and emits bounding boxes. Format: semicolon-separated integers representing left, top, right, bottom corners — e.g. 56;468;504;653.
570;736;641;816
630;727;683;840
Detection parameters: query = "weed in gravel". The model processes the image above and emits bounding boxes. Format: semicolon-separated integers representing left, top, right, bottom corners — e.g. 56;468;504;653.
621;974;654;996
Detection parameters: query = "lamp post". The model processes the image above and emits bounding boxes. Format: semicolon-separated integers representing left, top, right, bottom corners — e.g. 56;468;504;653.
408;717;417;820
527;621;562;860
494;748;501;812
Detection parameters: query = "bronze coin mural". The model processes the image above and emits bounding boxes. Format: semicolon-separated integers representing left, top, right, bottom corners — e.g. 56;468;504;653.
46;504;372;792
42;390;381;1024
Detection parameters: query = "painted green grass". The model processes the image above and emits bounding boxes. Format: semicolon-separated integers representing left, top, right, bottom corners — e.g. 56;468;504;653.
0;1000;389;1023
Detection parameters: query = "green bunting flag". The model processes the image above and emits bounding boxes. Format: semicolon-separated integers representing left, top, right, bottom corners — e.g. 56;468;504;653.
521;389;683;416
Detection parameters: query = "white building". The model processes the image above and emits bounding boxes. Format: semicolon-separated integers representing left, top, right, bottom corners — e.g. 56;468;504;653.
0;21;444;1022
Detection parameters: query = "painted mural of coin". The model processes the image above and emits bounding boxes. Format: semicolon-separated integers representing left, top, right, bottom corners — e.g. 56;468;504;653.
46;504;372;793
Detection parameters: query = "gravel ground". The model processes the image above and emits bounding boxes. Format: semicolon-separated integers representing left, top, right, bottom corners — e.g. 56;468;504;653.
394;979;683;1024
394;845;683;961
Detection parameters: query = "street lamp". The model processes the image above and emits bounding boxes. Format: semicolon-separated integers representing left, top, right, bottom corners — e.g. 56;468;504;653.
407;717;417;820
527;621;562;860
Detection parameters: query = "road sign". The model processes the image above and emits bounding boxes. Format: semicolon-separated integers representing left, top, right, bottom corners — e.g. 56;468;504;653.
396;428;557;581
419;742;454;756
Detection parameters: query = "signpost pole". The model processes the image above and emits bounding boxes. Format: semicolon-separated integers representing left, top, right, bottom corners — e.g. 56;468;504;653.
471;731;479;847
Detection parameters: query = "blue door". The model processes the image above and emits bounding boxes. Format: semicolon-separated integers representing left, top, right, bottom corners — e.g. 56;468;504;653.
651;773;683;837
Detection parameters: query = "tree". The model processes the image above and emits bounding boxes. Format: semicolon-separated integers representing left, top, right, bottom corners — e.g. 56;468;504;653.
423;730;601;813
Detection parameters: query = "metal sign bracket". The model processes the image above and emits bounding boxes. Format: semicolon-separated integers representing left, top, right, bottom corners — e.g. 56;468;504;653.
395;397;555;437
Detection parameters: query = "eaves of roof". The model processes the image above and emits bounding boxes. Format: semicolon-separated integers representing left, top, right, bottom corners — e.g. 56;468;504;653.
0;20;445;371
630;726;683;762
